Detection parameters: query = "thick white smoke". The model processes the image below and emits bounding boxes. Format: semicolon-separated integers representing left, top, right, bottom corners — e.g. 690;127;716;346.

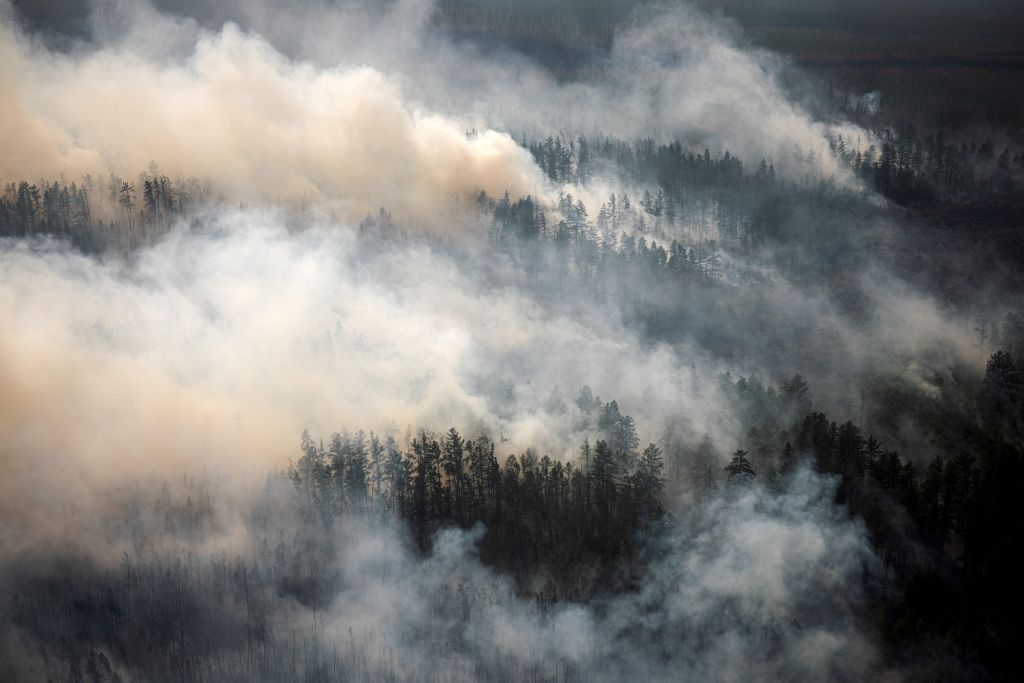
0;0;866;220
0;3;951;681
314;467;882;681
0;211;740;555
0;10;548;226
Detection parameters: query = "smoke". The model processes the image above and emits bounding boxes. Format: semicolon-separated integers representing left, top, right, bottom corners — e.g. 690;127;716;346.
0;0;866;223
0;206;896;678
0;198;981;549
0;454;886;680
0;14;546;226
0;210;746;555
0;2;986;680
185;0;869;176
312;467;881;681
0;194;956;680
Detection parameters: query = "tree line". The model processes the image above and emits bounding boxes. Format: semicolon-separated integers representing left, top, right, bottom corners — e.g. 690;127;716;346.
0;168;212;251
7;360;1024;680
832;128;1022;204
716;356;1024;676
288;396;667;585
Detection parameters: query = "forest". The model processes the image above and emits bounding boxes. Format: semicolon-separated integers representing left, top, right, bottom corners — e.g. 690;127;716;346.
2;0;1024;681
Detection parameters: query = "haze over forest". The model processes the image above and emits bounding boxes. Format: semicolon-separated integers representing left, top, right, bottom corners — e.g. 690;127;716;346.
1;1;1023;681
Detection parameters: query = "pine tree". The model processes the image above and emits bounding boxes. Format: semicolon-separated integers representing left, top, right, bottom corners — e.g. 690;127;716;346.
725;450;756;484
